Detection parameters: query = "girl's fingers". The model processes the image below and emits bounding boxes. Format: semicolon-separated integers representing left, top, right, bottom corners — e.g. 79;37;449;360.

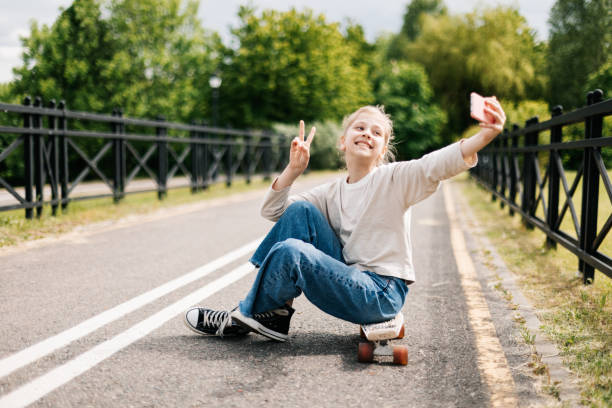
306;126;316;145
485;98;501;111
484;107;503;124
299;120;305;141
486;99;506;118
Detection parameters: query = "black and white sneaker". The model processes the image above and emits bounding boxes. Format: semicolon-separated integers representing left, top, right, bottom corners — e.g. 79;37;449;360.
230;305;295;342
184;307;251;337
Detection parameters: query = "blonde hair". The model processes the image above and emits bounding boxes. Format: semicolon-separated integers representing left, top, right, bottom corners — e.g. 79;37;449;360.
339;105;396;165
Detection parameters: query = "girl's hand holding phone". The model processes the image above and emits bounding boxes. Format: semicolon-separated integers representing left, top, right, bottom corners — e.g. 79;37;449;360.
288;120;316;175
470;92;506;141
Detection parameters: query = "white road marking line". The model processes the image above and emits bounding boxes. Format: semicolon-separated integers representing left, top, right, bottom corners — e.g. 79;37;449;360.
0;262;256;408
442;182;518;408
0;238;262;380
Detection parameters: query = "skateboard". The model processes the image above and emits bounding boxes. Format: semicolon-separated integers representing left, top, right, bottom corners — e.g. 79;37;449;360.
357;313;408;365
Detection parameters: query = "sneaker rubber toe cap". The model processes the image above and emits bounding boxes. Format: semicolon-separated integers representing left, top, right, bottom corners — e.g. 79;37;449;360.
185;308;200;328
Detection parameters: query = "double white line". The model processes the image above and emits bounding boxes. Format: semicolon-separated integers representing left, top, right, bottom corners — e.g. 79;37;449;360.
0;238;262;408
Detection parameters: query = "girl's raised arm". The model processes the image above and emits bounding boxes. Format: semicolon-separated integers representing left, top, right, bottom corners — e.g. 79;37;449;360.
272;120;316;191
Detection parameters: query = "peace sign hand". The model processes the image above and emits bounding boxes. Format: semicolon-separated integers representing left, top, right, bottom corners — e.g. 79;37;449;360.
288;120;316;174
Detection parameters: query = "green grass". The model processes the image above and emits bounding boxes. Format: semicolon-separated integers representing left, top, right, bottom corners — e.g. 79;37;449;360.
0;171;339;249
457;171;612;407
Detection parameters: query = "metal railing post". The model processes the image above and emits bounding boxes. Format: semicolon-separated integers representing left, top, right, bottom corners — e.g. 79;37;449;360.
263;132;271;181
492;136;498;202
202;121;209;190
509;124;519;216
546;105;563;248
33;96;43;218
112;108;124;203
521;117;538;229
579;90;604;284
156;116;167;199
58;100;70;212
500;131;508;209
245;134;252;184
22;96;33;219
189;121;198;193
58;100;69;211
48;99;59;216
120;109;126;198
226;133;233;187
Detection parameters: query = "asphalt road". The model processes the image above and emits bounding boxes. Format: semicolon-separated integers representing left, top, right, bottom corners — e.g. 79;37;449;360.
0;174;546;407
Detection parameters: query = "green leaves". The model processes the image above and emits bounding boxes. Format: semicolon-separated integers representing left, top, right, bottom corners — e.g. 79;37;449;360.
390;4;547;140
375;61;446;160
548;0;611;110
11;0;219;123
217;7;373;128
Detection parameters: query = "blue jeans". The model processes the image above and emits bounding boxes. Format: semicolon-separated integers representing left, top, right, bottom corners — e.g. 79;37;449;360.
239;201;409;324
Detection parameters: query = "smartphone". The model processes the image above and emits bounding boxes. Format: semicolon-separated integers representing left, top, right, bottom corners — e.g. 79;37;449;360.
470;92;492;123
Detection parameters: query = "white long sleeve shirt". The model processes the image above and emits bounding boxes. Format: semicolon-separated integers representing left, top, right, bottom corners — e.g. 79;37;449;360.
259;141;477;283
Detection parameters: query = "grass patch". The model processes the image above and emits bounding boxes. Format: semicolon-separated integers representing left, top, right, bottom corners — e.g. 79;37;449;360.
456;172;612;407
0;171;339;249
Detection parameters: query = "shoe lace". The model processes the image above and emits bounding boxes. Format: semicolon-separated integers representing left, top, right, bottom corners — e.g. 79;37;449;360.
201;310;230;338
253;308;289;320
253;310;276;319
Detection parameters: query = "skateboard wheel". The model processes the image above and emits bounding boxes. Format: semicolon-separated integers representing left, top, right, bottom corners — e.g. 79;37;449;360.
397;325;405;339
392;346;408;365
358;342;374;363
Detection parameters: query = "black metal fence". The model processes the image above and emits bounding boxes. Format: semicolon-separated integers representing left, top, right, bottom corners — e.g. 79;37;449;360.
0;96;290;219
472;89;612;284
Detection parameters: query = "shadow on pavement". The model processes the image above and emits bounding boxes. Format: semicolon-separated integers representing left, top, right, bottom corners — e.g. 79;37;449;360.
136;331;396;372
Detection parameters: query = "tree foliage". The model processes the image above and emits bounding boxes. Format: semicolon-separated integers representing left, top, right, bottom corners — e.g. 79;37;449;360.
217;7;373;128
12;0;115;112
387;0;447;60
375;61;446;159
393;6;547;141
11;0;219;122
105;0;219;122
547;0;611;110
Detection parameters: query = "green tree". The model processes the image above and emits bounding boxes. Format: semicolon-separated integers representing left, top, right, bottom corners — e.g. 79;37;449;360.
218;7;373;128
404;6;547;141
387;0;447;60
547;0;611;110
11;0;218;122
585;60;612;98
12;0;115;112
343;21;377;79
375;61;446;160
0;83;18;104
105;0;219;122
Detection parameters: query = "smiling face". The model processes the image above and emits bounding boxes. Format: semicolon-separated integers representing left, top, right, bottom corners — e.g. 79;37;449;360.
340;111;389;167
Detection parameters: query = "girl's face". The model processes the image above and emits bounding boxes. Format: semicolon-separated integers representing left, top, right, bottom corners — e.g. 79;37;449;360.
340;112;388;166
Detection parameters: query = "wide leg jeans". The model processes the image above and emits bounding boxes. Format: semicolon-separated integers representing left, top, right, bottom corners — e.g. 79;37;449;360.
239;201;408;325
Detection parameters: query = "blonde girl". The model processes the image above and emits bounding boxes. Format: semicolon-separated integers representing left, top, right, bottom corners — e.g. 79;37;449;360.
185;99;506;341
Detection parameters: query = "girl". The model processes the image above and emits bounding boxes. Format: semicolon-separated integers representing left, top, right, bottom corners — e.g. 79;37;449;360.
184;99;506;342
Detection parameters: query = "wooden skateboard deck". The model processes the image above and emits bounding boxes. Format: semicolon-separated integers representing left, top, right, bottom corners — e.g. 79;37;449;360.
358;313;408;365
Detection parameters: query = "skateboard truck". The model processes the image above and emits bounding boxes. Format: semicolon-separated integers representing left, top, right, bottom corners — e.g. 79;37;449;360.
358;313;408;365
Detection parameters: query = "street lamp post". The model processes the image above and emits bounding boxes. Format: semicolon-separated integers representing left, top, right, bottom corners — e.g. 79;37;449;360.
209;73;222;183
209;74;222;127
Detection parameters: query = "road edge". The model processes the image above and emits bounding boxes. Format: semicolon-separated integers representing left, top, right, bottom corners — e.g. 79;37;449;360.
447;177;584;407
